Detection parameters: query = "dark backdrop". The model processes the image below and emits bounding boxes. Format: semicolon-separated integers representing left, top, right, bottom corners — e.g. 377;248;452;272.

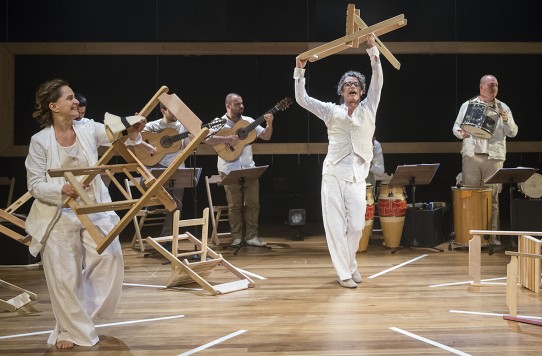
1;0;541;229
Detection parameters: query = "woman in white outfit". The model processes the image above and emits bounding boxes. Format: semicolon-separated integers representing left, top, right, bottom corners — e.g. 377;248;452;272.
294;34;383;288
25;79;145;348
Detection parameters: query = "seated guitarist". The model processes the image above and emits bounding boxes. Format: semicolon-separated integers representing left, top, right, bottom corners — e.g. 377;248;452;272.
205;93;274;247
140;103;189;237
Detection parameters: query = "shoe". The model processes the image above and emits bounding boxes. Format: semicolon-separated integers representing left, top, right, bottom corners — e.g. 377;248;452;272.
231;238;242;246
492;237;501;246
246;237;267;247
338;278;357;288
352;271;362;283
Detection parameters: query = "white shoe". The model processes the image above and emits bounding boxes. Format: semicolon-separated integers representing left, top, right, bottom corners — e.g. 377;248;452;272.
339;278;357;288
492;237;502;246
246;237;267;247
231;238;242;246
352;271;362;283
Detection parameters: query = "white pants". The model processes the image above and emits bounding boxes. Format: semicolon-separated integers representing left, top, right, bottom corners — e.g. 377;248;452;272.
42;209;123;346
321;175;366;281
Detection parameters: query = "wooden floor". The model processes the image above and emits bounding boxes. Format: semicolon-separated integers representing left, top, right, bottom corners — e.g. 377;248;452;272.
1;230;541;355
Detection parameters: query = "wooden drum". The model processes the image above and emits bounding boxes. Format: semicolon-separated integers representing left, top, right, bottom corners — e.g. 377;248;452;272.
451;186;492;245
378;184;407;248
358;184;375;252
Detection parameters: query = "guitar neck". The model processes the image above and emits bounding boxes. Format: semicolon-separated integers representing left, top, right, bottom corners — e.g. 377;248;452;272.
244;105;281;134
169;131;189;144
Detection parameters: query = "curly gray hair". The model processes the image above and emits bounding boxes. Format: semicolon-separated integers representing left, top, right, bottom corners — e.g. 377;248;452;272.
337;71;366;103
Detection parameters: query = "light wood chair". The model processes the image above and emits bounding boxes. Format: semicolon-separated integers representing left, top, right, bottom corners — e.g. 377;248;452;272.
146;208;254;295
0;183;37;309
469;230;542;286
46;87;209;254
505;248;542;326
124;178;168;252
0;192;33;246
205;175;231;246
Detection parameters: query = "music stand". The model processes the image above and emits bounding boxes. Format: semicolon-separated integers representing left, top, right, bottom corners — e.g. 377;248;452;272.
388;164;440;252
485;167;538;254
220;166;269;255
150;167;201;191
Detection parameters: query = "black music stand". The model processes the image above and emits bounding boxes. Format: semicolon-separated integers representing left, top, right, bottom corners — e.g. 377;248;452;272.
388;164;440;253
221;166;269;255
485;167;538;254
150;167;201;191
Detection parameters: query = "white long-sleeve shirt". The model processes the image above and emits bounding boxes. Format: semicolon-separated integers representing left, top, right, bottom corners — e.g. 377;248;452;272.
294;46;383;182
452;97;518;161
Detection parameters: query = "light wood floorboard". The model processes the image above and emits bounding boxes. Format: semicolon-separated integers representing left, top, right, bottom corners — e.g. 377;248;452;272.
1;232;541;355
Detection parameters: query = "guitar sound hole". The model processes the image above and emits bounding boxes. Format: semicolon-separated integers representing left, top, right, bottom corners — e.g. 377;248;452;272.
236;128;247;140
160;136;173;148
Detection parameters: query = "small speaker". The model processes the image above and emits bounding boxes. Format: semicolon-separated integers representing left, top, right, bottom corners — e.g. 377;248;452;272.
401;205;452;247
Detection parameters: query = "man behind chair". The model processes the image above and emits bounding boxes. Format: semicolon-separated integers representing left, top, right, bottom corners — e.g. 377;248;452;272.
141;103;189;237
206;93;274;247
74;93;90;123
452;75;518;245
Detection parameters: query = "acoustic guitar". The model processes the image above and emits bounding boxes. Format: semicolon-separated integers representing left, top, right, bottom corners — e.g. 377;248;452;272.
134;118;226;166
213;97;293;162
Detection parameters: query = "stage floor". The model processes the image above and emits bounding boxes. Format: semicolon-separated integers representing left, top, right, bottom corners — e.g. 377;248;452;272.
1;231;541;355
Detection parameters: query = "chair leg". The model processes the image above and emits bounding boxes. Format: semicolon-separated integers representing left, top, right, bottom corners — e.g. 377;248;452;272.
131;215;146;252
506;255;518;317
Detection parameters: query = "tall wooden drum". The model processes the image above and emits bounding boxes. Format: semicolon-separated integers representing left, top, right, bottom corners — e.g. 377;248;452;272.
378;184;407;248
451;186;492;245
358;184;374;252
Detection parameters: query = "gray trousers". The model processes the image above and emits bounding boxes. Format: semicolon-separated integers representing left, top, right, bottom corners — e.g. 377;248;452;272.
462;155;503;231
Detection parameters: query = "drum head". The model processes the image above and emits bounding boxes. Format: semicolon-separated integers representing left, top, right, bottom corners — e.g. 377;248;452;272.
519;173;542;198
460;124;492;139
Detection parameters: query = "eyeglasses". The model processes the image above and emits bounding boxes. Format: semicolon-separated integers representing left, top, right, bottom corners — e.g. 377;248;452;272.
343;81;361;88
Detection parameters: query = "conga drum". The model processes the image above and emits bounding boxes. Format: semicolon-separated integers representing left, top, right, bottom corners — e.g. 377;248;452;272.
358;184;374;252
378;183;407;248
451;186;492;245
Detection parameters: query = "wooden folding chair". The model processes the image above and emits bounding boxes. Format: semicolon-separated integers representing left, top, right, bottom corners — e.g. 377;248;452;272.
205;175;231;246
469;230;542;287
0;279;37;312
146;208;254;295
0;192;33;246
124;178;168;252
47;87;208;254
297;4;407;69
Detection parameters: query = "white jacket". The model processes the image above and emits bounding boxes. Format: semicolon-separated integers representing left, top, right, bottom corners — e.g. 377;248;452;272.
25;120;118;256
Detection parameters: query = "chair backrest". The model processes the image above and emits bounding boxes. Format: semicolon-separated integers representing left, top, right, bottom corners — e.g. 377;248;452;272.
0;177;16;208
